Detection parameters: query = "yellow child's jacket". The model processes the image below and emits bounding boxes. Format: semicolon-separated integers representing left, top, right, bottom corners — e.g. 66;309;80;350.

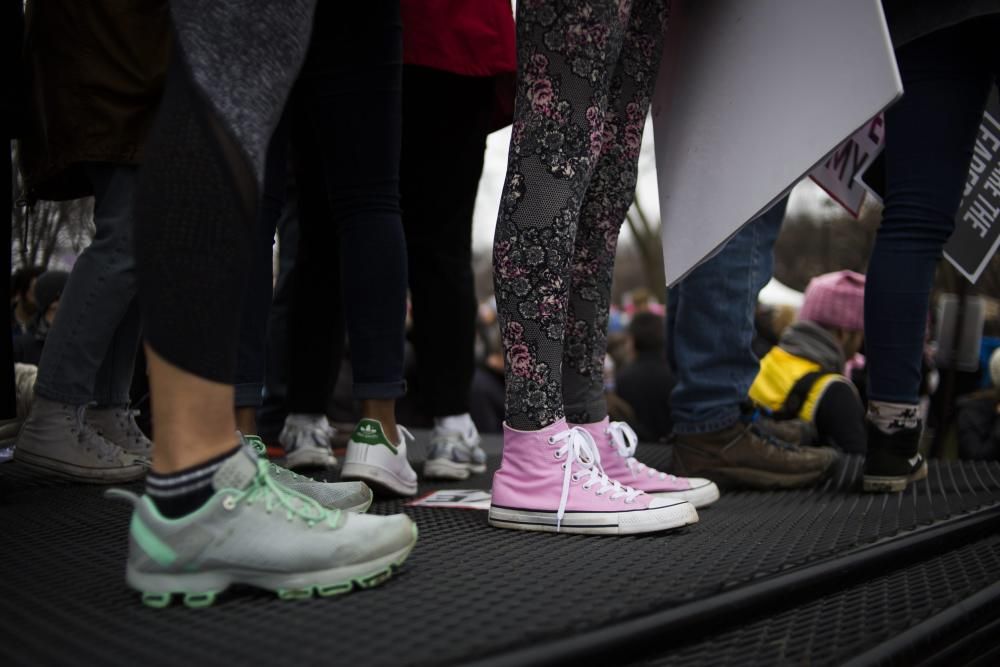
749;346;847;422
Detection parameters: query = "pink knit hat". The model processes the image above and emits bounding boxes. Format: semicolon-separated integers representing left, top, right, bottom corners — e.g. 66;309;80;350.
798;270;866;332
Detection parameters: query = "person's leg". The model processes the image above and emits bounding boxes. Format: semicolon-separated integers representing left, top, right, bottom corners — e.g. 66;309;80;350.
402;66;494;480
121;24;415;607
34;164;139;405
292;0;413;494
493;0;632;431
15;163;148;481
489;0;697;535
256;186;299;442
863;20;996;491
278;109;344;469
233;117;288;435
82;167;146;453
556;0;717;508
666;201;837;489
1;137;18;454
669;201;786;433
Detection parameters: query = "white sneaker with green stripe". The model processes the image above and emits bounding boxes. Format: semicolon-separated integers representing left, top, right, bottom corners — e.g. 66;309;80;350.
243;434;372;513
106;446;417;608
341;419;418;497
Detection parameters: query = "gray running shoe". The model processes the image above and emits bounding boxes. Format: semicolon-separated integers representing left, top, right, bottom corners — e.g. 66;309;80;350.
243;434;372;512
106;447;417;607
15;397;149;483
423;425;487;481
279;413;338;469
87;406;153;457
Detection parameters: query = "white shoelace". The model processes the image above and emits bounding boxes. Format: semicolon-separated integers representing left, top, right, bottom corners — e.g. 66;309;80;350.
397;424;414;448
75;405;123;462
607;421;678;482
549;427;642;531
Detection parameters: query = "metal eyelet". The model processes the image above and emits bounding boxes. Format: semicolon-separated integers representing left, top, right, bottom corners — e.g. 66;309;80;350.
222;496;237;511
554;451;565;459
547;437;556;444
571;474;581;482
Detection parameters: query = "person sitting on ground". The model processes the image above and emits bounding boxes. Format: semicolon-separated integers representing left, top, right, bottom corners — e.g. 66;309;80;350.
749;270;867;454
10;266;44;337
616;311;674;442
12;270;67;365
955;348;1000;461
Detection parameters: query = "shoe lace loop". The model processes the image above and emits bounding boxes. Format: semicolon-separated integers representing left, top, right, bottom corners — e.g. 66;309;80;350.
243;433;309;482
76;406;126;462
551;427;642;531
749;422;797;450
237;460;333;526
607;421;677;481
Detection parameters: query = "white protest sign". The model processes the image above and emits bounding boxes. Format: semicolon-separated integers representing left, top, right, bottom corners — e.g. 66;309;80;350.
407;490;492;510
943;91;1000;284
810;114;885;217
652;0;901;285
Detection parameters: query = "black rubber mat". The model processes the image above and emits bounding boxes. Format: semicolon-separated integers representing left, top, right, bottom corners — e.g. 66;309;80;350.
628;534;1000;667
2;435;999;666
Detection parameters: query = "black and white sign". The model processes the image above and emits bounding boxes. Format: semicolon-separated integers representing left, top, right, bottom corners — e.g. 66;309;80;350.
943;90;1000;284
407;490;491;510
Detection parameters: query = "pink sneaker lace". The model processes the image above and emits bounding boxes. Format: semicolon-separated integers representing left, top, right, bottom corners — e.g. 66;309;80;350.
607;421;679;482
549;427;642;530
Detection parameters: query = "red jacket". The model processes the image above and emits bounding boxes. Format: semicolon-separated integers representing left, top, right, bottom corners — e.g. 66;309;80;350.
401;0;516;77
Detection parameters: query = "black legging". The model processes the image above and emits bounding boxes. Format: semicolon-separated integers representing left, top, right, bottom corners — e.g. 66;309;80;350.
134;48;256;381
402;66;494;419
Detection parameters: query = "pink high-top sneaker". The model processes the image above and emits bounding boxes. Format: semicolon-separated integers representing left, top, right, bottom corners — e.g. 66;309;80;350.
574;418;720;509
488;419;698;535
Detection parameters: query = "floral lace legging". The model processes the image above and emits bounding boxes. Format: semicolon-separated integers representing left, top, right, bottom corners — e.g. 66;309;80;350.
494;0;668;430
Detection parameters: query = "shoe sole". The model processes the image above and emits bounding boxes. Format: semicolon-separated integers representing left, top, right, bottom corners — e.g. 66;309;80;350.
862;460;929;493
283;447;338;470
15;448;148;484
650;481;720;509
679;461;835;491
129;522;418;608
487;500;698;535
422;458;471;481
341;461;418;497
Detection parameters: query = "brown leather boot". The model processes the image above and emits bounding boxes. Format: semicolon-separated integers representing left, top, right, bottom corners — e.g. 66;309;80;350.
671;422;838;490
753;416;817;448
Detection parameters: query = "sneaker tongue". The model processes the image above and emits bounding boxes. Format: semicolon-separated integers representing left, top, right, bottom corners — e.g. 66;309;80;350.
212;446;259;490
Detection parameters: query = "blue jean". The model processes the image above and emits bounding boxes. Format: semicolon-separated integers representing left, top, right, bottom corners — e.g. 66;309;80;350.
233;119;288;408
35;163;141;406
288;0;406;401
866;18;999;404
667;199;786;434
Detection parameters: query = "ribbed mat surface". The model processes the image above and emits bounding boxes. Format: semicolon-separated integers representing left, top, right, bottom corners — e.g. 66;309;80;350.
630;534;1000;666
2;436;998;666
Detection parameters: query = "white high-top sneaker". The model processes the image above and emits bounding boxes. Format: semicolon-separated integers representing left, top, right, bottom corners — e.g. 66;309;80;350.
87;405;153;457
16;397;148;482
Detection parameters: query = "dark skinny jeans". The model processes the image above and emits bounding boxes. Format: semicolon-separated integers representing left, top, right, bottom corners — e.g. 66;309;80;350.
866;17;1000;404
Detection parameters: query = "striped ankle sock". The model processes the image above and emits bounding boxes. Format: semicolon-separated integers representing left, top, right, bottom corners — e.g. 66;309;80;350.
145;444;241;518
